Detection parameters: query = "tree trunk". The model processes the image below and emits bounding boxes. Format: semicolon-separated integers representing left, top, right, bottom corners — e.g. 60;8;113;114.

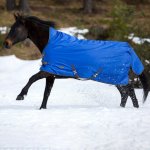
83;0;93;14
19;0;30;13
6;0;16;11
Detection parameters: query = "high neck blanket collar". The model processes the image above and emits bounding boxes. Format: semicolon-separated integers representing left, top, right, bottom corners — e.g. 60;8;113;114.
40;27;144;85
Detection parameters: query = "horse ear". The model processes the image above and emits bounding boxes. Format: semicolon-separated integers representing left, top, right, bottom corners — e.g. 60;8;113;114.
14;12;21;20
14;12;25;24
14;13;18;20
14;12;23;20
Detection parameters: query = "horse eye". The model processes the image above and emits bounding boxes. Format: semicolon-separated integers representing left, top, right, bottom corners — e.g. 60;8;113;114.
14;28;20;32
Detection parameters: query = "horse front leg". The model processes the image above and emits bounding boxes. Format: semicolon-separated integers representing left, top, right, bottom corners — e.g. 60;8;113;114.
40;76;55;109
16;71;50;100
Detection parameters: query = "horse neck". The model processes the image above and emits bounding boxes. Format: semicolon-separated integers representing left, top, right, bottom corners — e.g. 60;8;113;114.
26;20;49;53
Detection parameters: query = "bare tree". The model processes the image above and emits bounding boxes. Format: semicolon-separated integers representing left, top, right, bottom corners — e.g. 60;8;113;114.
83;0;93;13
19;0;30;13
6;0;16;11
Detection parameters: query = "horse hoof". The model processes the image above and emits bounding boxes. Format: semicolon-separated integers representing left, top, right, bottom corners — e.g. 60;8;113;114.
16;95;24;100
134;105;139;108
120;103;125;108
39;106;47;110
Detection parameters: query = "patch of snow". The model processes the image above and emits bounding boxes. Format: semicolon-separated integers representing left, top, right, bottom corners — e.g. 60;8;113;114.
0;55;150;150
60;27;89;39
145;60;150;65
0;26;8;35
128;33;150;44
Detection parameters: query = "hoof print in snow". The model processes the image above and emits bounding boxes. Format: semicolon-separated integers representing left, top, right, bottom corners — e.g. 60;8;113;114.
16;95;24;100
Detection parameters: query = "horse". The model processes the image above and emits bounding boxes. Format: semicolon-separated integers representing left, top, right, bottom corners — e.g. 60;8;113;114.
3;13;149;109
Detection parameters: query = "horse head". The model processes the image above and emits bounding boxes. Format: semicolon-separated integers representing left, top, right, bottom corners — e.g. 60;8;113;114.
3;13;28;49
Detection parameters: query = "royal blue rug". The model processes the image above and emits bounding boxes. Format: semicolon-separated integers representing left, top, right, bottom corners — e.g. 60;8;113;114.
40;27;144;85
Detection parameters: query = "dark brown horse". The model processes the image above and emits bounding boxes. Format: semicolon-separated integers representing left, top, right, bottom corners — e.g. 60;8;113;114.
3;14;149;109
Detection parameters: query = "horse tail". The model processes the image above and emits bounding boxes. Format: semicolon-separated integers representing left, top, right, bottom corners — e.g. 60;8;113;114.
139;71;149;103
128;44;149;102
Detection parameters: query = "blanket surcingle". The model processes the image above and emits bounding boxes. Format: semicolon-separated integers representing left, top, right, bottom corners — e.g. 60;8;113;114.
40;27;144;85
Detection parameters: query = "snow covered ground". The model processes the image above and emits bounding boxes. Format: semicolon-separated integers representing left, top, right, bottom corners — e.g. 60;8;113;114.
0;55;150;150
128;33;150;45
0;27;150;150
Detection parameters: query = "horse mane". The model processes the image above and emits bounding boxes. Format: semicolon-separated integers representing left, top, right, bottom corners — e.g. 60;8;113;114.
14;12;56;27
26;16;56;27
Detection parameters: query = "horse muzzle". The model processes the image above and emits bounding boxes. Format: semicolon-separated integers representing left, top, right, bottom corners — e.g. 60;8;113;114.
3;39;13;49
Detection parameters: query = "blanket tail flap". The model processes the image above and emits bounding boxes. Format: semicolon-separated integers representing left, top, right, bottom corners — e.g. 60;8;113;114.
130;47;144;75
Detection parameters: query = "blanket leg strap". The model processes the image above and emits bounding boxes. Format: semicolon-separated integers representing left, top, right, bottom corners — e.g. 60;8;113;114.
71;65;102;81
72;65;80;79
90;68;102;80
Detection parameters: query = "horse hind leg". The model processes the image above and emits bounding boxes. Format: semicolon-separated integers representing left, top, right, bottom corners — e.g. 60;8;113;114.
116;85;128;107
128;84;139;108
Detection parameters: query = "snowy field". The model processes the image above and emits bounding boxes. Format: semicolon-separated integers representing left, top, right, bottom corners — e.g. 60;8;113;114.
0;55;150;150
0;27;150;150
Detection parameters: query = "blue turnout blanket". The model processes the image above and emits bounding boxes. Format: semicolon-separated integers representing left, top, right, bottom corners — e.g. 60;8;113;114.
40;27;144;85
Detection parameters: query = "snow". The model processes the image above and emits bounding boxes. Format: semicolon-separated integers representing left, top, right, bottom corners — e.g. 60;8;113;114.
60;27;89;39
0;55;150;150
0;26;150;149
0;27;8;35
128;33;150;44
145;60;150;65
